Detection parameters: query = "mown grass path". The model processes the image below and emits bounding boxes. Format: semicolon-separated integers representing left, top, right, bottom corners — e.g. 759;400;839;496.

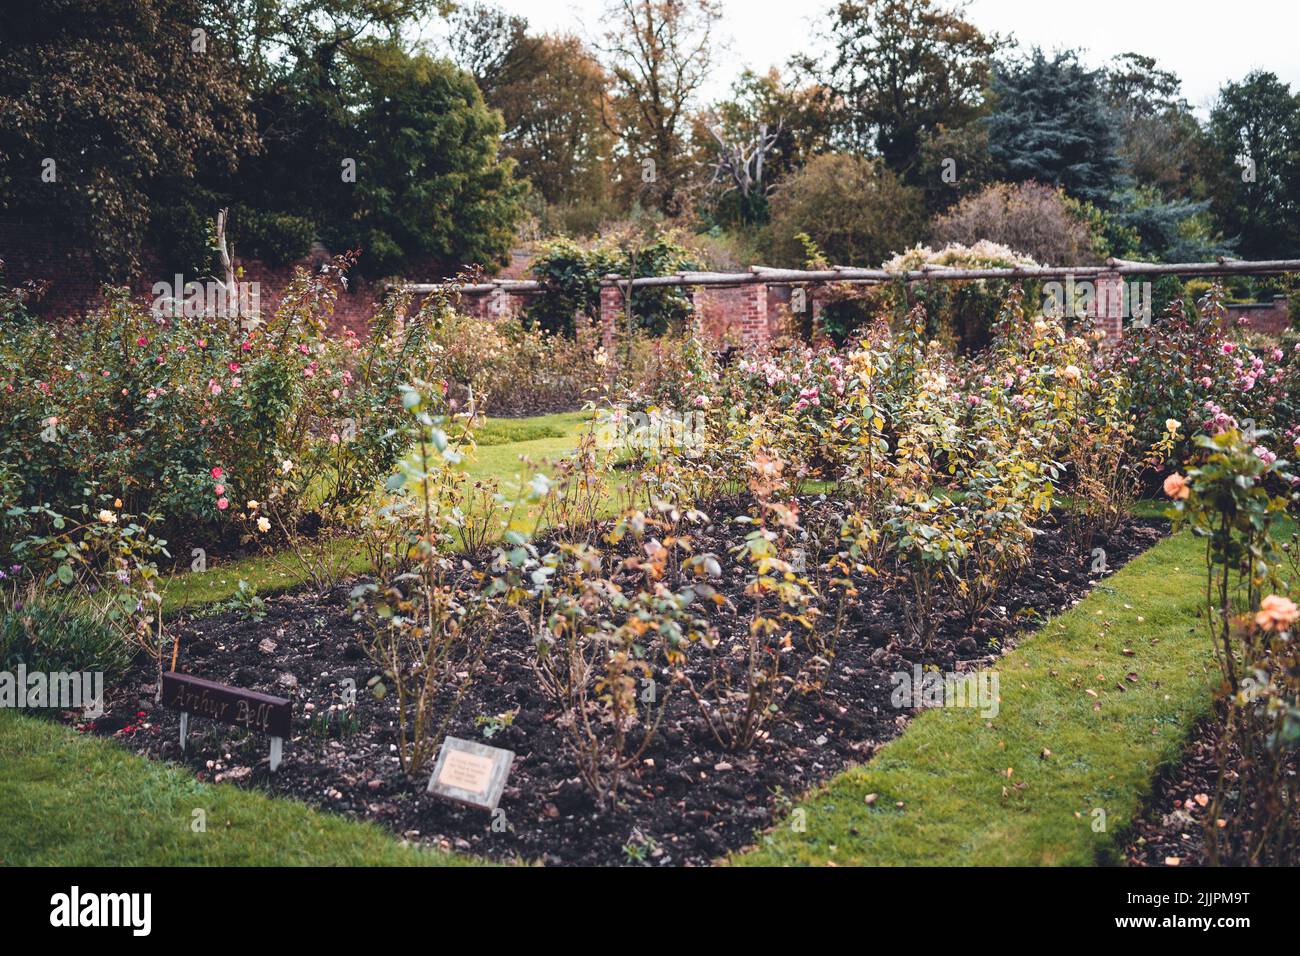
733;528;1219;866
159;411;590;613
0;708;472;865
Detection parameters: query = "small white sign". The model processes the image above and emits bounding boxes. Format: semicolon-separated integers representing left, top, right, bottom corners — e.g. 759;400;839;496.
427;736;514;812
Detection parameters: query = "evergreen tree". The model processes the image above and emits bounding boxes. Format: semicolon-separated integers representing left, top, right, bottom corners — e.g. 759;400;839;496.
985;50;1124;207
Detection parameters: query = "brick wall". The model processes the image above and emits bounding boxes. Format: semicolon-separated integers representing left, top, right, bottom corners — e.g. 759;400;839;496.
689;284;775;346
598;284;623;355
0;220;386;334
457;282;784;350
1092;271;1125;345
0;220;102;318
461;287;532;323
1224;296;1290;336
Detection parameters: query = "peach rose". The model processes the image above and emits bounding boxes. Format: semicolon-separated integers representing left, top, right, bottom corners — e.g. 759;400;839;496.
1163;473;1190;500
1255;595;1300;632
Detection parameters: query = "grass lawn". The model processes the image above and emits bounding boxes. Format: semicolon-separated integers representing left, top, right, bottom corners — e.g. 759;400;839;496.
15;421;1246;869
160;410;592;614
0;709;476;866
733;526;1220;866
0;513;1252;867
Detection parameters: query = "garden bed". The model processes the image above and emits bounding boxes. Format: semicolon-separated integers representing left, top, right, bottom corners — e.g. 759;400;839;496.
80;501;1167;866
1124;715;1221;866
1124;710;1300;867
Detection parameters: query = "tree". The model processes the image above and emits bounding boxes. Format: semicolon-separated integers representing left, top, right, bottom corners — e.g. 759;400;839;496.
694;69;834;226
1102;53;1206;202
985;49;1125;207
930;181;1103;265
765;153;926;268
216;5;528;276
440;1;531;100
489;35;615;211
0;0;258;280
1112;186;1231;263
1205;71;1300;259
799;0;1000;179
599;0;723;215
205;0;449;89
916;120;996;214
345;49;529;276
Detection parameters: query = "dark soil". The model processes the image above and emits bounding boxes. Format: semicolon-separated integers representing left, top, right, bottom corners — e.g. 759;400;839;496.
485;397;584;419
1124;711;1300;866
1124;716;1220;866
84;501;1166;866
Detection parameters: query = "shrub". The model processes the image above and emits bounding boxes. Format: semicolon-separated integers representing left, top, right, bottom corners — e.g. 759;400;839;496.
0;257;427;555
1111;283;1300;469
884;494;965;648
882;242;1044;350
526;231;695;338
526;237;610;337
1165;429;1296;864
424;311;608;417
350;383;551;775
0;595;133;690
9;495;169;692
527;517;707;804
930;181;1104;265
765;153;926;270
679;450;819;751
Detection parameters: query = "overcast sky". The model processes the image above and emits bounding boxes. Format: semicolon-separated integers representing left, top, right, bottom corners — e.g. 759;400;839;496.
467;0;1300;115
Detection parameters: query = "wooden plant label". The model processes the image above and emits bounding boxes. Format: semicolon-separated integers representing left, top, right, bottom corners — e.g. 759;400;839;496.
427;736;514;812
161;671;292;771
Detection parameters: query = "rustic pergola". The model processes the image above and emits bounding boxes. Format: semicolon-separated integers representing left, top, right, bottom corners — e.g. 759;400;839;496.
401;256;1300;296
398;256;1300;351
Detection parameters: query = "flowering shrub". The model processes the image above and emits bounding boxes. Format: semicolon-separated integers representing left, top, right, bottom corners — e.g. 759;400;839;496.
0;258;427;554
813;241;1043;348
1165;428;1297;864
9;494;171;692
424;309;611;416
1110;284;1300;468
